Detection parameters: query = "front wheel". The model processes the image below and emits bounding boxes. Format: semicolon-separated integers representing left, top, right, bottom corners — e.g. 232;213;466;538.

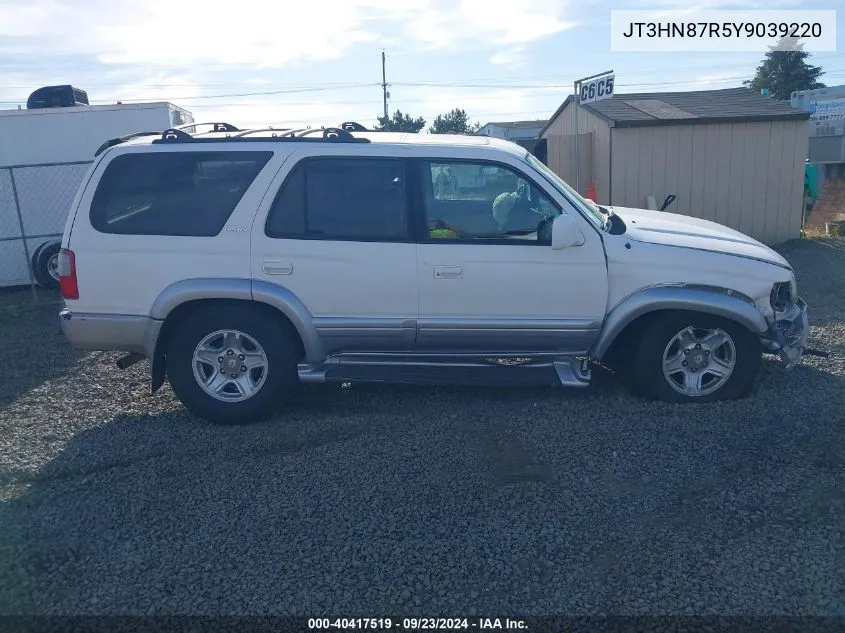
633;313;762;403
166;305;300;424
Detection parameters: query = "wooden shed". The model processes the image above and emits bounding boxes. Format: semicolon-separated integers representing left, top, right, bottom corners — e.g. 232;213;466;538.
538;87;810;244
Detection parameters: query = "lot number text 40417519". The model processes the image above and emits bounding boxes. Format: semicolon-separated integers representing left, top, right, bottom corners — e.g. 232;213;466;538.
307;617;528;630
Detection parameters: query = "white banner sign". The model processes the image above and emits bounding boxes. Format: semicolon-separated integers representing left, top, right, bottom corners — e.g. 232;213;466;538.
809;97;845;122
579;74;615;105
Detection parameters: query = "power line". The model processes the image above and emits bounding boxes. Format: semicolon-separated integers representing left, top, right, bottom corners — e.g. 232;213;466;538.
2;55;842;92
0;75;756;106
3;70;844;109
51;71;845;109
95;83;380;103
394;71;845;90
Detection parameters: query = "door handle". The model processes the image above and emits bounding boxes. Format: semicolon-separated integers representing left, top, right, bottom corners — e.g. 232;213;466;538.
433;265;463;279
262;260;293;275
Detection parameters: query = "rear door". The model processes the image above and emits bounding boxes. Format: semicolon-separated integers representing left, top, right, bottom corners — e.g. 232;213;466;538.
251;148;418;354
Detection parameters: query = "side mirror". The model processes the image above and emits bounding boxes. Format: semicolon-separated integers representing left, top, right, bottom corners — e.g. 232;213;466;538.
551;214;585;250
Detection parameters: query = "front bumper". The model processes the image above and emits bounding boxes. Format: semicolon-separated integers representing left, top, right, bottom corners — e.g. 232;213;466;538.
761;298;809;370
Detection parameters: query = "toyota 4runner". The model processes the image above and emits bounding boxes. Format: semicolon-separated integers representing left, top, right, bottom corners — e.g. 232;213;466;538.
57;122;809;424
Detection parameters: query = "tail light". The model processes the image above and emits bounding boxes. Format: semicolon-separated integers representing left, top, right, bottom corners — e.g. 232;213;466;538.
57;248;79;300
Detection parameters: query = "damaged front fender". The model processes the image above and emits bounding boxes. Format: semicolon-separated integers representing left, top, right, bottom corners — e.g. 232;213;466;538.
760;298;809;370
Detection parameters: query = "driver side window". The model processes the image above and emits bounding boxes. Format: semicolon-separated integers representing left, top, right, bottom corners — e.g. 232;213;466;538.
422;161;561;243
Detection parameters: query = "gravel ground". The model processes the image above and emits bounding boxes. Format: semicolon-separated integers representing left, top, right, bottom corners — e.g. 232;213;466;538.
0;237;843;617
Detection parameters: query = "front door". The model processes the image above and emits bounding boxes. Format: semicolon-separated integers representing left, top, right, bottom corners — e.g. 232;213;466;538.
251;152;418;355
415;158;608;353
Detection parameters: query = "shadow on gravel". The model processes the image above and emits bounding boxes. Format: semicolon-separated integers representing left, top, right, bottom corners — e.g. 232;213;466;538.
777;237;845;326
0;289;84;415
1;359;843;615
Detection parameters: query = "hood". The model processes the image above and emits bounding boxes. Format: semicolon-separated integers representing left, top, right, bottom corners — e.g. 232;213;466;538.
608;206;791;269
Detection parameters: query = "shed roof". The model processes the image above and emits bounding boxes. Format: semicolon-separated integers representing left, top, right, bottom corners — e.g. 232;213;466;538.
480;119;547;129
539;87;809;135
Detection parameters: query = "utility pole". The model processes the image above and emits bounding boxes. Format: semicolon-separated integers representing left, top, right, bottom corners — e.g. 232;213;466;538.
572;69;614;193
381;50;389;130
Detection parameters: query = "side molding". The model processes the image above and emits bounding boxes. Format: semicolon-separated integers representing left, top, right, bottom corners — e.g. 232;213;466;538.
148;277;323;362
251;279;324;361
591;285;769;360
150;278;253;320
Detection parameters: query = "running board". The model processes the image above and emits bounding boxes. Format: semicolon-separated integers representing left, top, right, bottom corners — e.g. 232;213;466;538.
297;354;591;388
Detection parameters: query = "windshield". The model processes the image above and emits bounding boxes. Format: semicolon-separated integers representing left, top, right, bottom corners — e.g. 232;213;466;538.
525;153;605;228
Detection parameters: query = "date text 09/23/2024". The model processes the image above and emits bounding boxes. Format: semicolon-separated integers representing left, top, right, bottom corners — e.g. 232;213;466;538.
307;618;528;630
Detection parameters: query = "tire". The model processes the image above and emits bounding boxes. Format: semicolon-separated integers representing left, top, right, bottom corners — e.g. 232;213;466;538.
33;241;61;290
166;304;300;424
30;242;46;284
632;312;762;403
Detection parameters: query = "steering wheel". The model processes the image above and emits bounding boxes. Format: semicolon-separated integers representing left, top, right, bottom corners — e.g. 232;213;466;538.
513;180;536;215
505;181;544;230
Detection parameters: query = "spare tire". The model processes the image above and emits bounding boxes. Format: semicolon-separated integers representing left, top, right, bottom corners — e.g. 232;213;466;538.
30;241;47;283
33;240;61;290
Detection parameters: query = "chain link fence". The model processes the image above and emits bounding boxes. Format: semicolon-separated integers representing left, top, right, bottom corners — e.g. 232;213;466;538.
0;160;92;302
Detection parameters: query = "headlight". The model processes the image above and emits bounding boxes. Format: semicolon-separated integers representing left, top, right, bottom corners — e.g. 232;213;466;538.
770;281;795;312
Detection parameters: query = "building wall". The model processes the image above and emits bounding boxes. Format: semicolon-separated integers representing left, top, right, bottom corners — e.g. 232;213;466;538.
610;120;809;244
506;125;545;141
545;133;593;193
478;124;507;139
540;104;611;201
791;84;845;164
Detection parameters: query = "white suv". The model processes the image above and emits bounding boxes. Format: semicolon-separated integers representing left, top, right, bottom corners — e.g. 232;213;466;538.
58;122;809;424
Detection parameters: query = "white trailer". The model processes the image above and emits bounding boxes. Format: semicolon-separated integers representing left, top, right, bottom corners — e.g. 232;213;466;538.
0;100;193;288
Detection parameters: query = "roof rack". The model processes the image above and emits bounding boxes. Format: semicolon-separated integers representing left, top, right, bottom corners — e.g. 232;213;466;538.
174;121;240;133
340;121;369;132
94;121;376;157
230;127;296;138
152;125;369;145
94;131;161;157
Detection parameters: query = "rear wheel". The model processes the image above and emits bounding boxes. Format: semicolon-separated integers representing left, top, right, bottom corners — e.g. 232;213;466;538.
633;312;761;402
166;305;300;424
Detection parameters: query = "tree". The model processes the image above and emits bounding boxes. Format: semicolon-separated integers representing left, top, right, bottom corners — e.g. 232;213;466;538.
375;109;426;133
744;37;825;100
428;108;482;135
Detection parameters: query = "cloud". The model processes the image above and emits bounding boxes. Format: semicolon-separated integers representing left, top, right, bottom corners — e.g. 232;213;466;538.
0;0;576;126
198;100;346;129
405;0;575;51
490;47;528;68
0;0;575;66
106;74;204;104
638;0;801;8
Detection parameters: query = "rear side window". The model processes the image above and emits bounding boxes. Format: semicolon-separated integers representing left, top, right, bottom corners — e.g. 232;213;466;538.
90;151;272;236
265;157;409;241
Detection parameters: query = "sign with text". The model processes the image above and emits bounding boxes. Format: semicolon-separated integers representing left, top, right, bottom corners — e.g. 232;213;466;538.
809;97;845;122
578;73;615;104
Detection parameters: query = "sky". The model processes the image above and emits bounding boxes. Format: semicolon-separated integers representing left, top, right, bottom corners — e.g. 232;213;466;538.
0;0;843;130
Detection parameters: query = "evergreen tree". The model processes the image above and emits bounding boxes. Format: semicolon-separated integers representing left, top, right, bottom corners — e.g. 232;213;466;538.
374;110;426;133
745;37;825;100
428;108;482;134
